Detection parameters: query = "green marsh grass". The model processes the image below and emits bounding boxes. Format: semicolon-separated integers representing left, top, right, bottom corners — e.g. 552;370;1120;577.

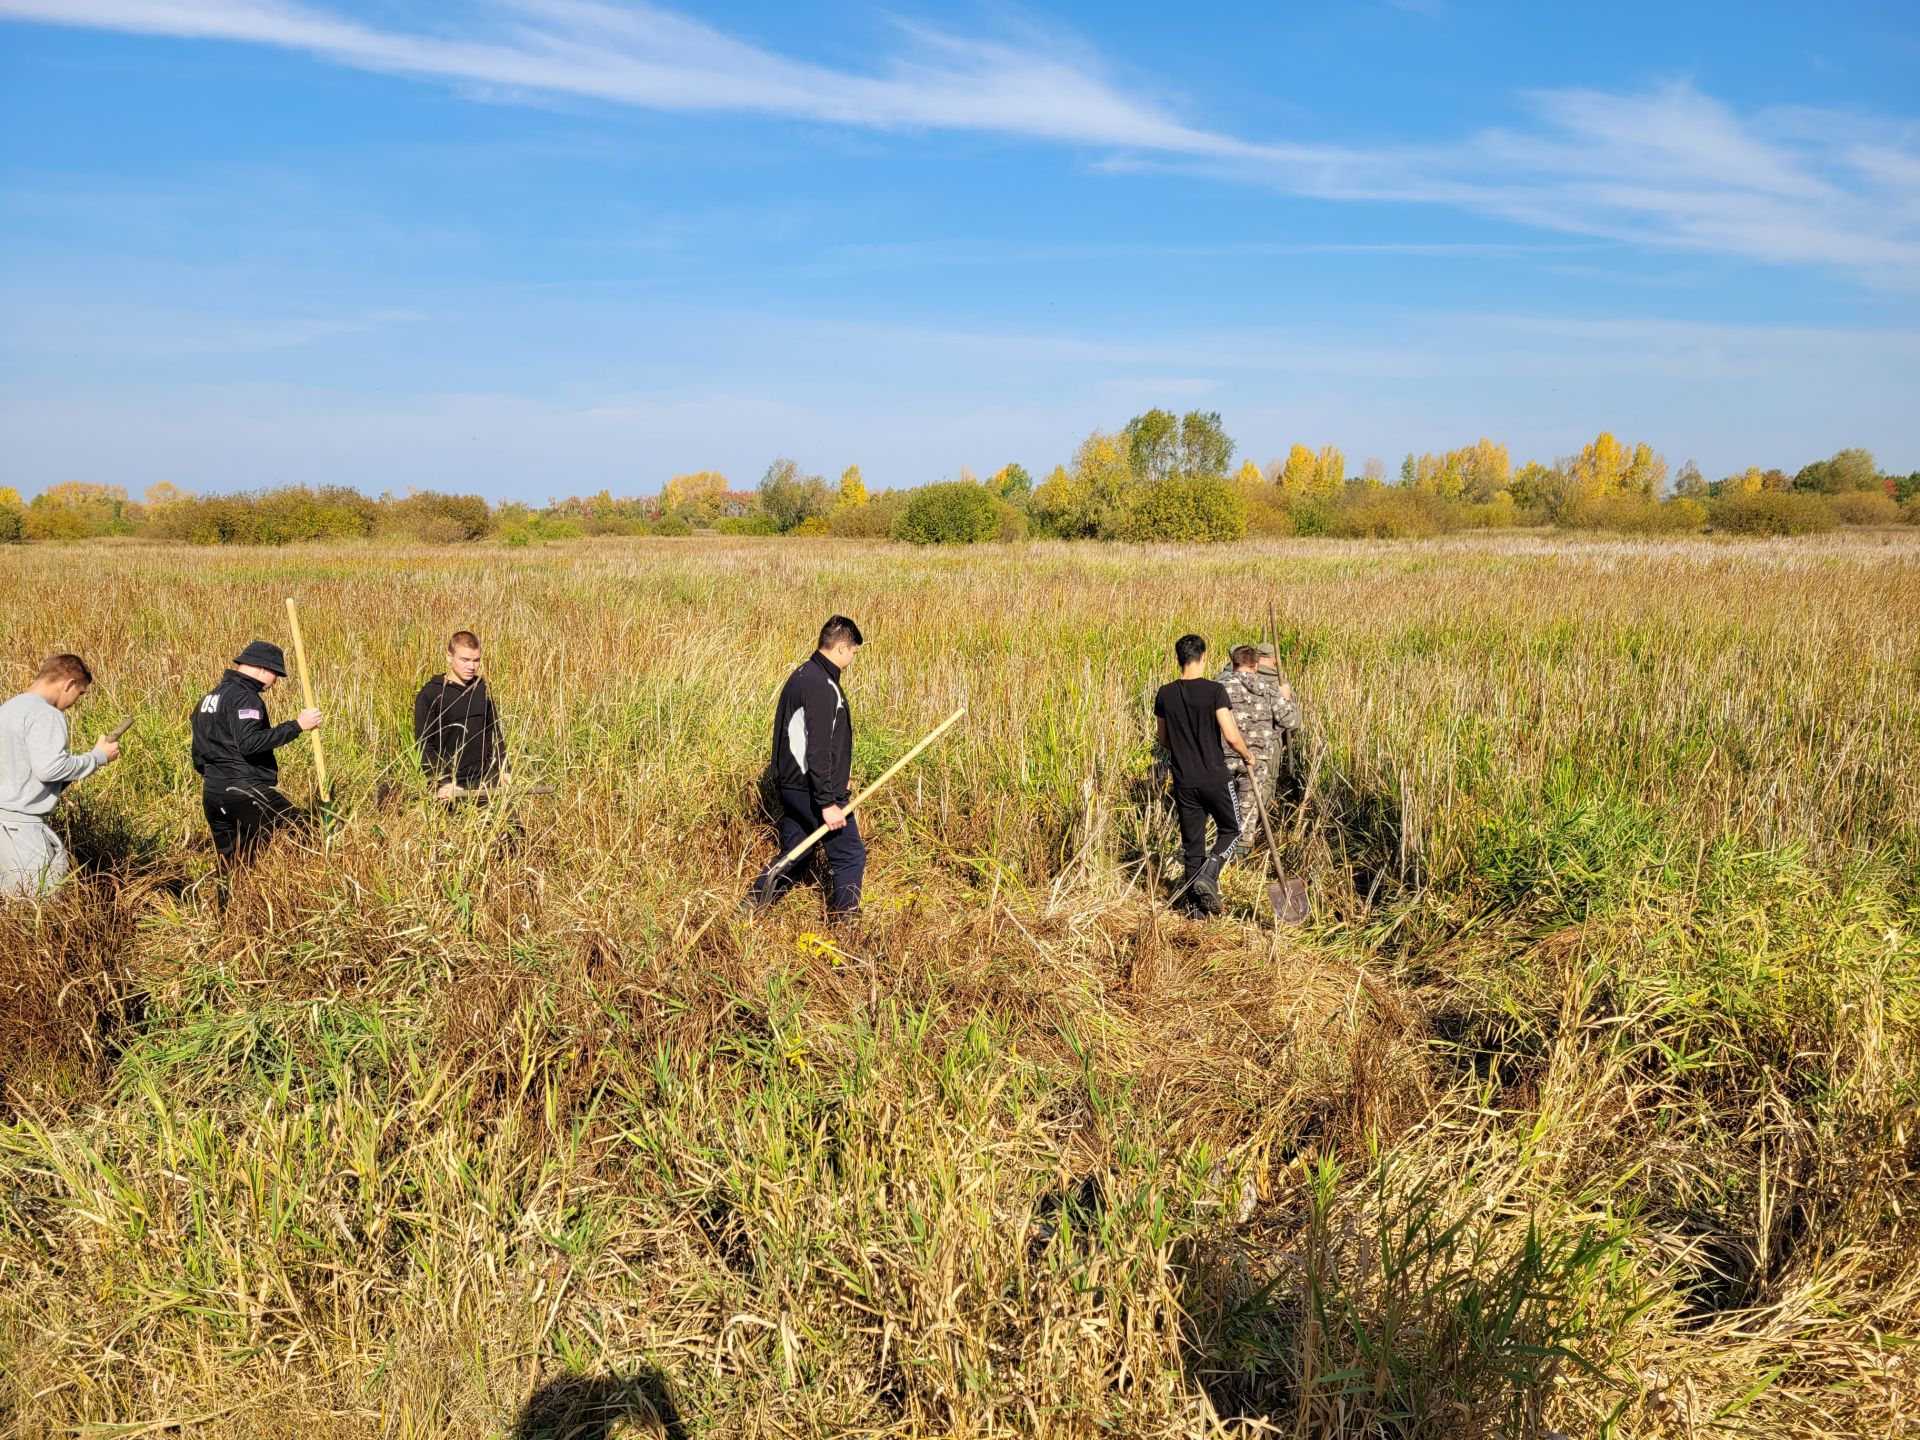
1;531;1916;1436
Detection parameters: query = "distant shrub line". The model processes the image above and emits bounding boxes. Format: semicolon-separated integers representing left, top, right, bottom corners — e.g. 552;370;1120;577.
4;417;1914;546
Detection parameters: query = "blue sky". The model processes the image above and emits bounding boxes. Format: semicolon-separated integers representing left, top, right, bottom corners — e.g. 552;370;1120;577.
2;0;1917;501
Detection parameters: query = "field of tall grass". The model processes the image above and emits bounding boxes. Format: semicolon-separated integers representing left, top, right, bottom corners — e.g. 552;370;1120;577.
2;532;1916;1438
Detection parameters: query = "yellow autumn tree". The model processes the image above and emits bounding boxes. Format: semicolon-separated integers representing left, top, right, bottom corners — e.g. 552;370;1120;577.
837;465;868;507
145;481;191;508
1277;444;1319;495
662;470;728;516
1623;442;1666;498
1029;463;1090;538
1573;432;1629;495
1406;452;1462;500
1463;438;1511;500
1316;445;1345;495
1729;466;1765;495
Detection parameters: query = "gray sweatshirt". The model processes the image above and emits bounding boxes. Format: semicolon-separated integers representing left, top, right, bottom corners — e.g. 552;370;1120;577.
0;691;101;819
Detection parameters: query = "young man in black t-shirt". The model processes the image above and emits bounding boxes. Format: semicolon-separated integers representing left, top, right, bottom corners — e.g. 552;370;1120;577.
1154;633;1258;915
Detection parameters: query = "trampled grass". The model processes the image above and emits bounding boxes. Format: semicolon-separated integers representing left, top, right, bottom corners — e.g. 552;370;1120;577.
1;531;1916;1437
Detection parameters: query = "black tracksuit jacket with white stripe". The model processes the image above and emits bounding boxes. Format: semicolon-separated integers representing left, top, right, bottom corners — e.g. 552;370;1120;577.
768;652;852;809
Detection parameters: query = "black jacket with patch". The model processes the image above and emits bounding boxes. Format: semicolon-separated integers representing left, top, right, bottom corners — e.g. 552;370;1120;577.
191;670;303;791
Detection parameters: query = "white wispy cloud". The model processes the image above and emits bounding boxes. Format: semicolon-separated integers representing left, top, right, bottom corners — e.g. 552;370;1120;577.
3;0;1918;281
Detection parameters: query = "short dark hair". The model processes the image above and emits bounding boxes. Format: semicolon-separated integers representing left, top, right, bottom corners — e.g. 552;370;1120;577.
1229;644;1259;668
1174;633;1207;667
448;631;480;652
36;653;92;687
818;615;863;650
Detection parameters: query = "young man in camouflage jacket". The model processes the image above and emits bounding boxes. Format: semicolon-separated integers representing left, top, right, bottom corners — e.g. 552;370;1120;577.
1217;643;1299;825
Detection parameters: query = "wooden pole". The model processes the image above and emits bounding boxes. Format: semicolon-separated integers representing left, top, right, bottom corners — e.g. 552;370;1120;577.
765;705;966;878
284;597;330;803
681;705;966;954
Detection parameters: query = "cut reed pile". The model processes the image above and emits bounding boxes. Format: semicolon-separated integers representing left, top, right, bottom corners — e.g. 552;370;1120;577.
2;532;1916;1437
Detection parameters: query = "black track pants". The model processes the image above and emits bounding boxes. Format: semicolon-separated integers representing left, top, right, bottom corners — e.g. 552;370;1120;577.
752;786;867;913
1173;781;1242;874
203;783;314;865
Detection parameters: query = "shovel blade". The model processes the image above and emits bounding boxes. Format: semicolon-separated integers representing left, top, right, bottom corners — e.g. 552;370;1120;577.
1266;876;1309;925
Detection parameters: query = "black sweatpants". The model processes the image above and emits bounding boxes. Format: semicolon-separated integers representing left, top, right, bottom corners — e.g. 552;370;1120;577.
1173;781;1242;874
203;783;314;865
751;786;867;913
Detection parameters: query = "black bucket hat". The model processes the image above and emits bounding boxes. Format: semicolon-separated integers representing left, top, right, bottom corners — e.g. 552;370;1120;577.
233;640;288;676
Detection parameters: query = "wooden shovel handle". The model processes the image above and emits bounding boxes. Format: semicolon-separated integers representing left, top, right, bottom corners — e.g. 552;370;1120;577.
285;597;330;802
769;707;966;874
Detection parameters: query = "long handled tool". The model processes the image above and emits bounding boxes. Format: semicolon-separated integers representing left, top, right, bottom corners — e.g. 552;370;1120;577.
682;706;966;953
1261;603;1309;925
762;706;966;887
104;717;135;744
284;597;331;806
1253;781;1308;925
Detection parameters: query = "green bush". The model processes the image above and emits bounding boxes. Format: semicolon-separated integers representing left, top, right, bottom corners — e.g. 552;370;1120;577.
716;514;780;536
1327;489;1448;539
496;514;583;546
0;503;24;544
1902;496;1920;525
1565;492;1707;534
1241;492;1295;536
1710;491;1838;536
994;500;1029;543
652;515;693;537
1117;478;1246;542
1455;496;1519;530
379;491;493;542
892;482;1002;545
1828;490;1900;526
1286;495;1337;537
827;492;907;538
149;486;378;545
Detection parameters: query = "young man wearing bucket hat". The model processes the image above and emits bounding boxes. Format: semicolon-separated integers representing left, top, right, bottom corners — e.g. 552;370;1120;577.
190;640;324;865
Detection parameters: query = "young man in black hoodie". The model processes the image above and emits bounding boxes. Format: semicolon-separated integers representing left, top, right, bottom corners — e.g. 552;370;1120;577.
745;615;865;916
413;630;506;799
191;640;324;864
1155;633;1257;916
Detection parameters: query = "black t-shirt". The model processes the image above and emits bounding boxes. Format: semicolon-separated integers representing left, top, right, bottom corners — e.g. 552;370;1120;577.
1154;677;1231;787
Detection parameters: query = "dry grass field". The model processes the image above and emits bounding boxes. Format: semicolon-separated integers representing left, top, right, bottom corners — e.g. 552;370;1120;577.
2;531;1917;1438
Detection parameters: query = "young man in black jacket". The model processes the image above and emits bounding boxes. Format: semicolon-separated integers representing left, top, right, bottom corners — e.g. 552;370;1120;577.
1155;633;1257;916
413;630;505;798
191;640;324;864
745;615;865;915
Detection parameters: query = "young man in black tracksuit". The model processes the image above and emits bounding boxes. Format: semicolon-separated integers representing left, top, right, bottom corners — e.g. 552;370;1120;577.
191;640;325;865
1154;633;1257;916
746;615;866;915
413;629;505;798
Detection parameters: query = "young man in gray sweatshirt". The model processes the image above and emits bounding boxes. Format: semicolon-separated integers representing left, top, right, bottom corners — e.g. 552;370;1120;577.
0;653;120;899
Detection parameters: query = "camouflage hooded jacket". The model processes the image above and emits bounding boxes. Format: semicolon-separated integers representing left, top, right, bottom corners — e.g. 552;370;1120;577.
1215;667;1300;773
